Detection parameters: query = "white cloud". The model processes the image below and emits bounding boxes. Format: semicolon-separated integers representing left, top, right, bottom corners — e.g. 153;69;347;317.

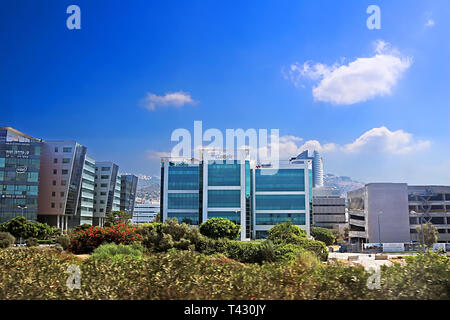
425;19;435;27
146;149;170;160
142;91;197;111
268;126;430;159
286;40;413;105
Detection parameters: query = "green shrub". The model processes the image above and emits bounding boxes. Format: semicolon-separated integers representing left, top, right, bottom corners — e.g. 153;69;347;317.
26;237;38;247
199;218;241;240
0;232;15;248
56;235;71;250
0;217;54;240
91;243;145;261
311;227;336;246
37;239;56;245
267;221;307;244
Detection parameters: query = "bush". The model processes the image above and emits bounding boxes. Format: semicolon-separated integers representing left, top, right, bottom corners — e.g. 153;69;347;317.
0;217;54;240
91;243;145;261
137;219;202;252
267;221;307;244
68;223;142;254
199;218;241;240
37;239;56;245
0;232;15;248
56;235;71;250
311;227;336;246
26;237;38;247
72;224;92;233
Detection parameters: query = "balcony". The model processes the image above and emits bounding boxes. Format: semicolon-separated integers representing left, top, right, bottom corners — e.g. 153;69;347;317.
349;230;367;239
349;218;366;228
348;209;365;217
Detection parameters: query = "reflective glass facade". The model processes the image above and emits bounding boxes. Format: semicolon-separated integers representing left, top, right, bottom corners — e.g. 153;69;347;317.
255;212;305;225
0;127;42;223
208;211;241;224
168;166;199;190
167;193;199;209
255;194;305;210
208;161;240;186
168;212;199;225
255;169;304;191
208;190;241;208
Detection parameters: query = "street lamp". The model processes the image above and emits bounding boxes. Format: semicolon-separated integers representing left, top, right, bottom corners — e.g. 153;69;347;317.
17;205;27;218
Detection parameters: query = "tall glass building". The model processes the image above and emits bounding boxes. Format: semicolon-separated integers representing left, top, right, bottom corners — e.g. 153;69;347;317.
0;127;42;223
120;174;139;218
161;151;311;240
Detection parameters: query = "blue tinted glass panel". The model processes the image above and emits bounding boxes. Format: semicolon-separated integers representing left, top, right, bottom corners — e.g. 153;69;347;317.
168;166;199;190
208;161;240;186
255;213;305;225
255;194;305;210
208;211;241;224
167;193;199;209
208;190;241;208
255;169;304;191
168;212;199;225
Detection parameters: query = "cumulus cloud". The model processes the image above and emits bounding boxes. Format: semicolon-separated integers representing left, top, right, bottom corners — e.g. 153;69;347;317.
268;126;430;158
286;40;413;105
146;149;171;160
142;91;197;111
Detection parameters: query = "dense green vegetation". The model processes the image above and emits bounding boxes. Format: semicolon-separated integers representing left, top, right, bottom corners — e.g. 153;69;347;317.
0;247;448;300
311;227;336;246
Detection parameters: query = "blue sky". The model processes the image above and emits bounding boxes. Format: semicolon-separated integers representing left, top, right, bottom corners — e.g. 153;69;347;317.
1;0;449;184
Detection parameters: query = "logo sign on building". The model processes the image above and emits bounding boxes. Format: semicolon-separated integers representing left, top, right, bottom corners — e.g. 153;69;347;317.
382;243;405;252
16;166;28;174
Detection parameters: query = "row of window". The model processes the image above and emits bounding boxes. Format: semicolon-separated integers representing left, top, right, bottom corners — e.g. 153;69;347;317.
409;194;450;201
0;158;40;169
255;213;306;225
53;169;69;175
410;217;450;225
255;169;305;192
411;229;450;234
0;171;39;182
53;158;71;164
54;147;72;153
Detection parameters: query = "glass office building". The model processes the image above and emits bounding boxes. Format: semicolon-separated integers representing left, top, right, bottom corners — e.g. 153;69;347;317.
161;152;311;240
120;174;139;218
0;127;42;223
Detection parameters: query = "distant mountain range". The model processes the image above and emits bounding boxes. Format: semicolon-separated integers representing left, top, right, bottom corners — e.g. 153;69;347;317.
133;173;365;202
323;173;365;198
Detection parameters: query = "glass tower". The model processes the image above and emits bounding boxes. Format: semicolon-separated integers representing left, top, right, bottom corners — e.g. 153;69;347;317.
0;127;42;223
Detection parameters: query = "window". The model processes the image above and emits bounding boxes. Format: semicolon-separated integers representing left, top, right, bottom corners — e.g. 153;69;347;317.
53;169;57;175
61;180;66;186
101;183;108;188
409;217;418;224
167;193;199;209
52;192;55;197
208;161;240;186
52;180;56;186
167;212;199;225
54;147;58;152
101;175;109;179
431;217;445;224
168;166;199;190
27;172;38;182
100;192;107;196
63;147;72;153
53;158;58;164
51;203;55;208
256;213;305;225
255;169;305;192
208;211;240;225
256;194;306;210
62;158;70;164
208;190;241;208
101;167;110;171
59;203;63;209
62;169;68;175
60;192;64;197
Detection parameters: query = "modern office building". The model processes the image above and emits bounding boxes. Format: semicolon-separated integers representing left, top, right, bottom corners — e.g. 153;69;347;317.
72;155;96;227
93;161;121;226
37;140;88;231
312;186;346;233
408;185;450;243
347;183;411;246
0;127;42;223
160;149;312;240
292;150;324;187
132;201;159;224
120;174;138;218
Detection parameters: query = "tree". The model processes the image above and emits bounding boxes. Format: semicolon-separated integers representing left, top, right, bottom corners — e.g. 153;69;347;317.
0;216;53;240
311;227;336;246
416;222;438;249
104;211;131;227
267;221;307;245
199;218;241;240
